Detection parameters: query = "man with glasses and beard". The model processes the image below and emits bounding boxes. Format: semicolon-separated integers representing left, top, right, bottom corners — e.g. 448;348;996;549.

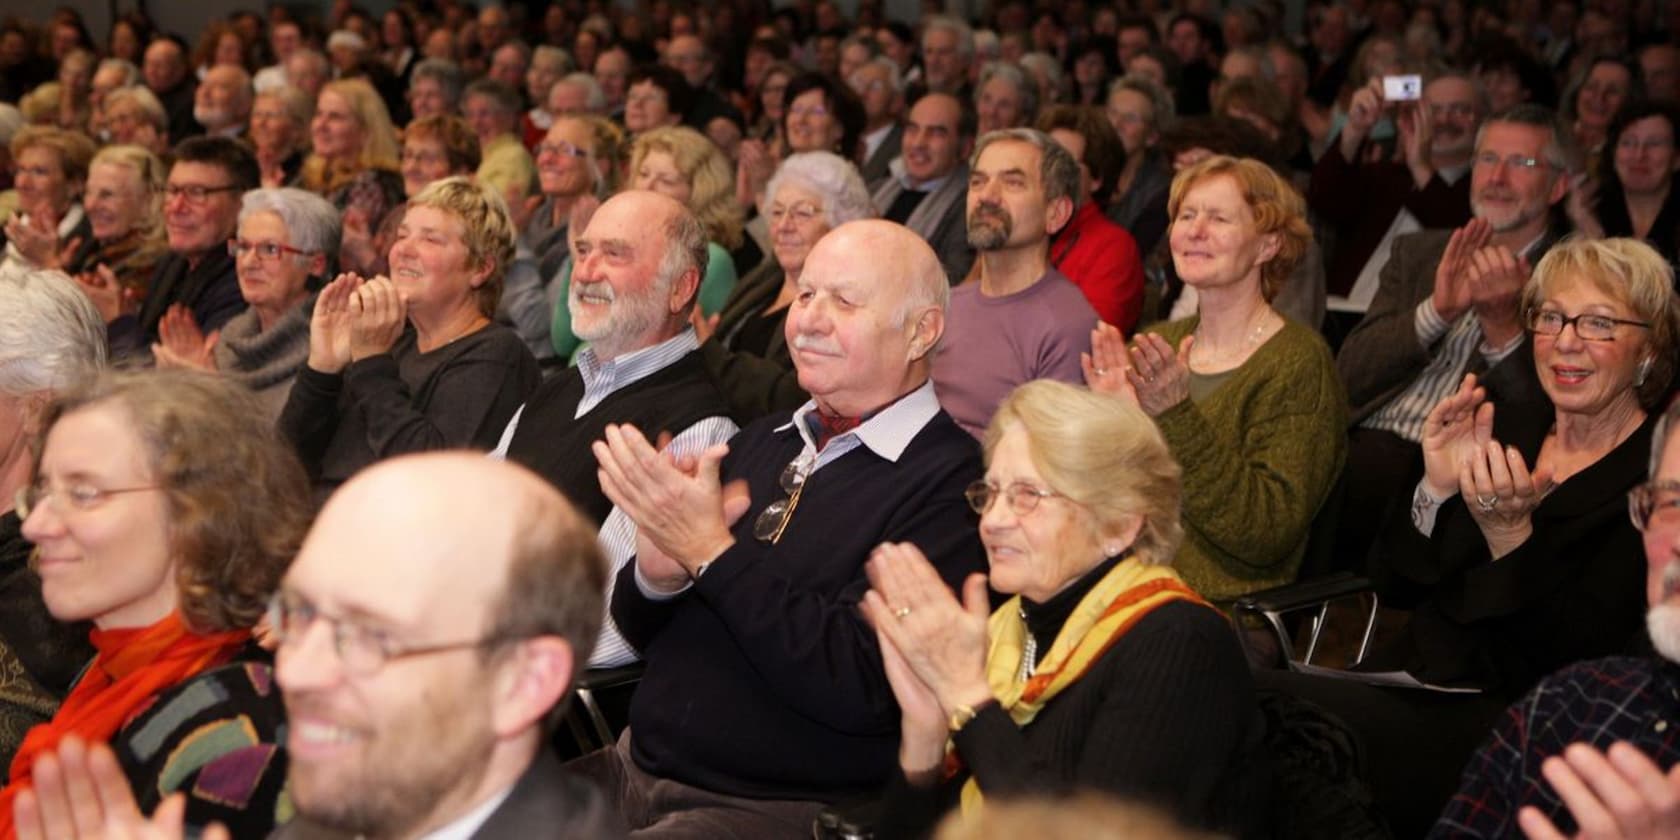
930;128;1096;438
580;219;985;836
1434;398;1680;837
13;454;626;839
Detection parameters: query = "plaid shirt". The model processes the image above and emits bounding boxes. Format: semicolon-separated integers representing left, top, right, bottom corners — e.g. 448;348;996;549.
1431;656;1680;838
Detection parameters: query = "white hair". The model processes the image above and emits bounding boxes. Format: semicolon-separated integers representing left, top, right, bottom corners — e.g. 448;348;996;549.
922;15;975;58
765;152;877;229
0;265;107;397
554;72;607;112
240;188;342;258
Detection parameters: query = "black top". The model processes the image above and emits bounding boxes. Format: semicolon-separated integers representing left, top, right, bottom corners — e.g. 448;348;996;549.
1367;409;1656;698
278;324;539;495
110;248;246;359
501;349;732;525
613;405;986;801
0;511;94;768
884;187;929;225
1018;551;1127;670
701;260;807;424
876;599;1270;839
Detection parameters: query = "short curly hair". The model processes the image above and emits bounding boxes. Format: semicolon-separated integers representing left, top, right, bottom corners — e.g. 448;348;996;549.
407;176;516;318
34;369;311;633
1166;154;1312;301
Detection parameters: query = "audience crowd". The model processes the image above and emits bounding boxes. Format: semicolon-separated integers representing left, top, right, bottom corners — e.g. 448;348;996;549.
3;0;1680;837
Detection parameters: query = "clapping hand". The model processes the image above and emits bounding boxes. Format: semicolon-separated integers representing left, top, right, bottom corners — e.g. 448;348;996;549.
1432;219;1493;323
593;423;739;590
1518;742;1680;840
1125;332;1194;416
4;210;78;271
1467;244;1532;348
307;273;364;374
13;735;228;840
151;305;218;371
1460;438;1553;559
1082;322;1136;403
72;265;136;325
1421;374;1494;498
347;276;408;361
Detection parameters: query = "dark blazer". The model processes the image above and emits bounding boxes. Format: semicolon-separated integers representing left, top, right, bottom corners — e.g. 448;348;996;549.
1308;143;1472;297
859;123;903;185
1366;409;1655;699
270;748;626;838
109;248;246;358
1336;228;1554;425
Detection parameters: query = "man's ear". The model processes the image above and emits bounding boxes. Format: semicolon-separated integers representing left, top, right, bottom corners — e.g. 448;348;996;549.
907;306;944;361
489;636;575;739
669;266;701;314
1045;194;1074;236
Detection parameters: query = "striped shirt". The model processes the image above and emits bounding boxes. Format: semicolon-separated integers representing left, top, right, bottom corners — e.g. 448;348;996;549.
490;328;738;667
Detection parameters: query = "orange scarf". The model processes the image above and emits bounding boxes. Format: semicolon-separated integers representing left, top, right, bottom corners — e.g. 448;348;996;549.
0;612;249;838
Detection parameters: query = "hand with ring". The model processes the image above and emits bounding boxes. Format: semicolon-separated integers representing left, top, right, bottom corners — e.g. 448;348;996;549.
1082;322;1138;406
1125;332;1194;417
1459;438;1554;559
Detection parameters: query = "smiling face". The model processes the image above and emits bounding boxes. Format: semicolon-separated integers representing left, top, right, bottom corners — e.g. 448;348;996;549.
631;150;692;204
785;88;842;153
536;119;596;199
1577;61;1633;131
1530;275;1650;419
164;161;242;256
979;424;1107;603
13;146;75;219
1168;173;1278;294
1470;121;1567;234
84;161;147;241
21;403;176;630
386;205;490;323
1614;115;1680;197
902;94;965;183
311;89;366;161
766;182;831;278
568;192;687;360
235;210;318;316
400;136;454;199
1106;88;1156;156
976;76;1024;135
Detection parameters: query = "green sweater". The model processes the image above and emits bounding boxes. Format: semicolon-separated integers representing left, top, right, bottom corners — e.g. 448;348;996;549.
1148;316;1348;603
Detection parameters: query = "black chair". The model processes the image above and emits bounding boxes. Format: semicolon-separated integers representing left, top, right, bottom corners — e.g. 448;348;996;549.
560;664;644;755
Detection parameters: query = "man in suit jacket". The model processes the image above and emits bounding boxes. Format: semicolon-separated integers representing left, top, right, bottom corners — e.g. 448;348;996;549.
851;57;905;185
14;454;626;839
871;92;975;284
1333;104;1574;560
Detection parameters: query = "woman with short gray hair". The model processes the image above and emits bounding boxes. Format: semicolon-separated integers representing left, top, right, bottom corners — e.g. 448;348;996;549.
0;264;103;762
153;187;337;418
701;151;876;420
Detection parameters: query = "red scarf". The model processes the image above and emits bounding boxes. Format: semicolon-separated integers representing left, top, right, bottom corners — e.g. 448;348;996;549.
0;612;249;838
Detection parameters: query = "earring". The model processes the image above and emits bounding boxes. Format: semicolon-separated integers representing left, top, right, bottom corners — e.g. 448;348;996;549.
1104;544;1123;558
1637;356;1655;387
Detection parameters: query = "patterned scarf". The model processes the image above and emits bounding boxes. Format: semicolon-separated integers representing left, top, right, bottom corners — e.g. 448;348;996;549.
954;560;1211;817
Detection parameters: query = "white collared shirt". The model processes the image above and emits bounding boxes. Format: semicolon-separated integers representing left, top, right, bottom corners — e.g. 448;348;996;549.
415;784;514;840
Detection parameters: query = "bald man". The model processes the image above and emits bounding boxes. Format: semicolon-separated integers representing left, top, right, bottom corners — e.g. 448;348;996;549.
193;65;253;139
579;220;986;834
16;454;626;838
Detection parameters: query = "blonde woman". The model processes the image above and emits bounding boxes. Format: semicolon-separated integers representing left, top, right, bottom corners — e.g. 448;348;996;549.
73;144;169;301
867;380;1264;838
297;77;400;199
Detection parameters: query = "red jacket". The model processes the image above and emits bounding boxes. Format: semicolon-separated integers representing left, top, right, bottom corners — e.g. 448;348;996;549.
1051;199;1146;334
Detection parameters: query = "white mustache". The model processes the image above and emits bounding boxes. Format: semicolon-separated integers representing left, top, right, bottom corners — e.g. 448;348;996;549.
791;333;840;355
572;280;615;302
1663;561;1680;600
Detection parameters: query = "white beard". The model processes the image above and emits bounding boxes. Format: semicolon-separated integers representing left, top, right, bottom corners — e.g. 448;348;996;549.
1647;561;1680;663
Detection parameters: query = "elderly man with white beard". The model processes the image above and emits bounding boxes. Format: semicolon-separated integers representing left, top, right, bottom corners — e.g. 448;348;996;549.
1433;397;1680;838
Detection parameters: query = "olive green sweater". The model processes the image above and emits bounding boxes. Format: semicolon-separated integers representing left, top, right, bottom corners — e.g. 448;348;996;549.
1148;316;1347;602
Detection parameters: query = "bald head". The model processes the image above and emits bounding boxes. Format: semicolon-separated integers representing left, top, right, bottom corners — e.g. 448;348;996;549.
786;220;948;415
290;453;604;659
195;65;253;131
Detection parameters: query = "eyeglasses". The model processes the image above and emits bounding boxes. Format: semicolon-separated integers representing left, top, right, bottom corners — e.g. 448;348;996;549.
1526;307;1652;341
400;148;447;166
964;480;1064;516
767;202;822;226
535;140;588;159
753;454;814;543
15;481;161;519
228;239;313;261
1629;480;1680;531
788;103;831;119
1472;152;1548;171
165;184;240;202
265;593;515;676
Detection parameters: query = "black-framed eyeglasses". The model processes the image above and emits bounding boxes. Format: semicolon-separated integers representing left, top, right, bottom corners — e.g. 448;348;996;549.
1472;152;1548;171
753;454;814;543
1630;480;1680;531
964;480;1065;516
1526;307;1652;341
15;482;161;519
265;593;516;676
535;140;588;159
228;239;314;261
164;184;240;202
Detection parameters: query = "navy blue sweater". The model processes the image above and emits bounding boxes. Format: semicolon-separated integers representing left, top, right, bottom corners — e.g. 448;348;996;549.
612;407;986;801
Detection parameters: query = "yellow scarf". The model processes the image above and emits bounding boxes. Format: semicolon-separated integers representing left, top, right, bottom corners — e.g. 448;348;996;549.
955;560;1211;817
